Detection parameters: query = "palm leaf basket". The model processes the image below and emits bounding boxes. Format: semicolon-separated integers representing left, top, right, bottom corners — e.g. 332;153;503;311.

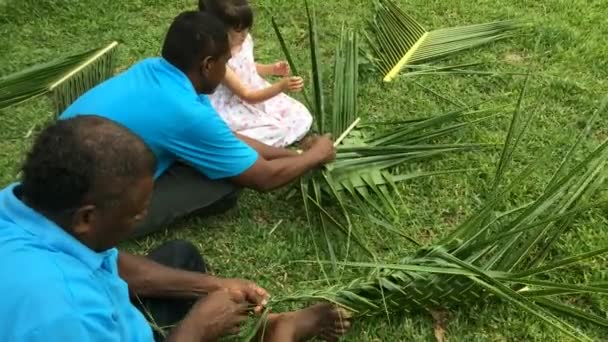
368;0;523;82
0;41;118;114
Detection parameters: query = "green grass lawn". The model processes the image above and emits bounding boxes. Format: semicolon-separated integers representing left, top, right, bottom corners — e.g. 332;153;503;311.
2;0;608;340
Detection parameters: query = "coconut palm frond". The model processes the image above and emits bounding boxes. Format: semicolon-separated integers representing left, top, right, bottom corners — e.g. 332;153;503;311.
325;104;496;222
305;0;326;132
369;0;524;82
272;4;495;256
50;42;118;114
268;2;607;337
331;26;358;138
0;41;118;113
272;96;608;339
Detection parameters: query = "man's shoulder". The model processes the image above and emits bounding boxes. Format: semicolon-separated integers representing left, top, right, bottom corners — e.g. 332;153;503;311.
87;57;162;88
0;225;91;290
0;237;72;286
0;242;77;313
118;57;162;75
165;94;221;126
0;240;108;338
0;254;87;340
60;57;166;117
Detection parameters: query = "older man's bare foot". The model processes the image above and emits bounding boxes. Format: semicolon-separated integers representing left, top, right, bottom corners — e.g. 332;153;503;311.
262;303;351;342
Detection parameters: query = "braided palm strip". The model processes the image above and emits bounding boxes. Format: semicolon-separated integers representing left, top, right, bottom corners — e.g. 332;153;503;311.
276;258;487;316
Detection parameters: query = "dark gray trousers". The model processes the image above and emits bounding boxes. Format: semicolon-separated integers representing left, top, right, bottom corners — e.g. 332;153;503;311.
132;163;240;238
132;240;207;342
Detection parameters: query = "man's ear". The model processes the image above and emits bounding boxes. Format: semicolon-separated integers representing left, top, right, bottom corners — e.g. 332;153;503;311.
200;56;214;76
71;205;96;236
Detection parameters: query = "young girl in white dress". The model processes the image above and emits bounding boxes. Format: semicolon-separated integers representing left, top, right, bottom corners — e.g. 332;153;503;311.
200;0;313;147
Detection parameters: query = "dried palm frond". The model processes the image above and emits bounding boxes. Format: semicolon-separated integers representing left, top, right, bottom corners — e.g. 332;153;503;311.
368;0;524;82
0;42;118;114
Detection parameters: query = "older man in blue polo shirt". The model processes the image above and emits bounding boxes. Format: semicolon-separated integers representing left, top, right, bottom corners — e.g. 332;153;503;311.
0;116;350;341
60;11;336;237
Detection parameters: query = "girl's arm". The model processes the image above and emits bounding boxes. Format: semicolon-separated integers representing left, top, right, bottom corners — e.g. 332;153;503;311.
255;63;275;76
223;67;303;104
256;61;290;77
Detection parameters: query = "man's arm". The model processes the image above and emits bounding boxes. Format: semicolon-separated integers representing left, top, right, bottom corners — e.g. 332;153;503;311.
235;133;298;160
117;252;267;303
171;107;333;192
231;135;335;192
118;252;221;298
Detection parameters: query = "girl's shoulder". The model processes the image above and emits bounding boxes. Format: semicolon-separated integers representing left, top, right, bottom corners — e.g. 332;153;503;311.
245;34;254;46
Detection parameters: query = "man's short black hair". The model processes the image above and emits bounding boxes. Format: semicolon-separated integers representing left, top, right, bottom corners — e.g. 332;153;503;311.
161;11;230;73
20;115;156;215
199;0;254;30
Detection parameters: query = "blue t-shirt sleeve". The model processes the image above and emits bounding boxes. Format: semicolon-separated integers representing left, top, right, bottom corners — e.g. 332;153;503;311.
168;104;259;179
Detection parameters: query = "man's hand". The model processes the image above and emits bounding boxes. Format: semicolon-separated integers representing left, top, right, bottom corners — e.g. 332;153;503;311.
216;278;269;314
299;135;318;151
231;134;336;191
169;290;249;341
273;61;291;76
306;134;336;165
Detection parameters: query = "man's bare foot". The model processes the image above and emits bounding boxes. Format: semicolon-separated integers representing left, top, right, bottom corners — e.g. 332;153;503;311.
262;303;352;342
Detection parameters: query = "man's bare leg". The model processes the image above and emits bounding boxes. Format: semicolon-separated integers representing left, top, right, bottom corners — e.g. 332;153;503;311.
258;303;352;342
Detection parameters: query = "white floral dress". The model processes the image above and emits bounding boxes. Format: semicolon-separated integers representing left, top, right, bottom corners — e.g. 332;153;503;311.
209;35;313;147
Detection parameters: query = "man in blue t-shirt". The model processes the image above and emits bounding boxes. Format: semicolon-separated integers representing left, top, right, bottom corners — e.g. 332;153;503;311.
0;115;351;341
61;11;336;237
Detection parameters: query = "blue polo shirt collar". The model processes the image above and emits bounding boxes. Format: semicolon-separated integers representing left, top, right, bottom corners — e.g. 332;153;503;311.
159;58;197;92
158;58;212;106
1;183;111;271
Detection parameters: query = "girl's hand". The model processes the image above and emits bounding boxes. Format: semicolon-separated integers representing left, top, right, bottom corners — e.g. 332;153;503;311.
280;76;304;92
273;61;291;76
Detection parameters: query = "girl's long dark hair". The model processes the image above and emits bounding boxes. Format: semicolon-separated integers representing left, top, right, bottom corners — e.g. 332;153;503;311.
198;0;253;30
